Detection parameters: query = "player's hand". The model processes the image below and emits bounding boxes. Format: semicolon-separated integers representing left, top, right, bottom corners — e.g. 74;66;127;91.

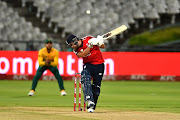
96;35;104;47
88;42;93;48
88;38;98;45
104;33;111;38
45;58;51;66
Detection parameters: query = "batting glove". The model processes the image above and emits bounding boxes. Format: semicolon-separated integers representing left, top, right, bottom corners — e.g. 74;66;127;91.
88;38;99;45
87;42;93;48
96;35;104;47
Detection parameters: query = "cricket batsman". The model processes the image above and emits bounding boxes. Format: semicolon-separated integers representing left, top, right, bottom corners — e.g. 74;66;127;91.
28;39;66;96
66;34;105;113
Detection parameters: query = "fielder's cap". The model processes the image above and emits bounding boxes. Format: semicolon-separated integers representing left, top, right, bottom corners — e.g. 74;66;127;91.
45;39;52;44
66;34;79;46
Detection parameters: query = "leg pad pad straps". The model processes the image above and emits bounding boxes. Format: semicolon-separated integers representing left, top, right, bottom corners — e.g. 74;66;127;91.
81;70;94;102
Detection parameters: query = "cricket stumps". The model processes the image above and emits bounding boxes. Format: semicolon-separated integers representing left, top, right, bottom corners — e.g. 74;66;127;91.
74;73;86;111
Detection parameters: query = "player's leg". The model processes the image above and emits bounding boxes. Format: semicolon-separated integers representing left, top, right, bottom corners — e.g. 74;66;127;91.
81;69;95;112
28;66;46;96
81;69;94;102
48;66;66;96
91;84;100;110
91;63;104;110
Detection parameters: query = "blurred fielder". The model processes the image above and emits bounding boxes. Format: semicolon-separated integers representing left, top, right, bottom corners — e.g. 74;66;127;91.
28;39;66;96
66;34;105;113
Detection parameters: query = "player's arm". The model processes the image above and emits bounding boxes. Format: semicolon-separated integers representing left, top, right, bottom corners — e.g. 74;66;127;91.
99;43;105;48
38;50;46;66
76;47;91;58
88;35;105;49
50;51;58;66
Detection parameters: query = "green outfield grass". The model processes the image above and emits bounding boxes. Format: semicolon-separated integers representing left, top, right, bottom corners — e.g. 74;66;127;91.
129;26;180;45
0;80;180;114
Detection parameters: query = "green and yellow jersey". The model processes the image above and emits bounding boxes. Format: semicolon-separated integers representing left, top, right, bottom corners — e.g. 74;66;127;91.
38;47;59;67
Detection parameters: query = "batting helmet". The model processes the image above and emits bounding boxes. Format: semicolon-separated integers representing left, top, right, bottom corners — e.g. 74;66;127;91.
66;34;79;46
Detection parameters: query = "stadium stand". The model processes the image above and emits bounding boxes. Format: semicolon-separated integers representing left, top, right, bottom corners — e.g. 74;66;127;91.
0;0;180;51
0;1;49;51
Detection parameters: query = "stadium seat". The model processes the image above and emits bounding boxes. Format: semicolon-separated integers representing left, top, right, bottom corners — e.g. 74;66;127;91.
53;43;61;51
1;0;180;51
107;0;122;13
0;1;49;50
166;0;180;24
1;42;15;51
145;7;160;29
33;0;49;17
22;0;34;7
166;0;180;14
150;0;167;14
14;43;27;51
41;7;55;22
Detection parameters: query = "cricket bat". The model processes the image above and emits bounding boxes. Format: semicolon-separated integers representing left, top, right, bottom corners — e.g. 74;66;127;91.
102;25;127;40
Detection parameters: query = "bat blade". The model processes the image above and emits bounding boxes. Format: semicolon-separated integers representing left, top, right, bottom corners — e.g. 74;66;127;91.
102;25;127;40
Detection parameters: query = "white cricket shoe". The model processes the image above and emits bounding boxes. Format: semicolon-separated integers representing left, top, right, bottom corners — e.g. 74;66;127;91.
28;90;35;96
61;90;67;96
88;108;94;113
87;101;95;113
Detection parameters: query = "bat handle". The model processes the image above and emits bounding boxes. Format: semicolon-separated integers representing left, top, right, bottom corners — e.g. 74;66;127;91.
103;33;111;38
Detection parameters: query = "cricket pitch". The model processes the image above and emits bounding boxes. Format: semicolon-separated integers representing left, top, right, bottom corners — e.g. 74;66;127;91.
0;107;180;120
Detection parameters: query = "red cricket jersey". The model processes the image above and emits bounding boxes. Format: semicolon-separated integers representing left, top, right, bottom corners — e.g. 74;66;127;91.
74;36;104;65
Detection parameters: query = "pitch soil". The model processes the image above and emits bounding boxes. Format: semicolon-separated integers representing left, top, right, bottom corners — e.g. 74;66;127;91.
0;107;180;120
